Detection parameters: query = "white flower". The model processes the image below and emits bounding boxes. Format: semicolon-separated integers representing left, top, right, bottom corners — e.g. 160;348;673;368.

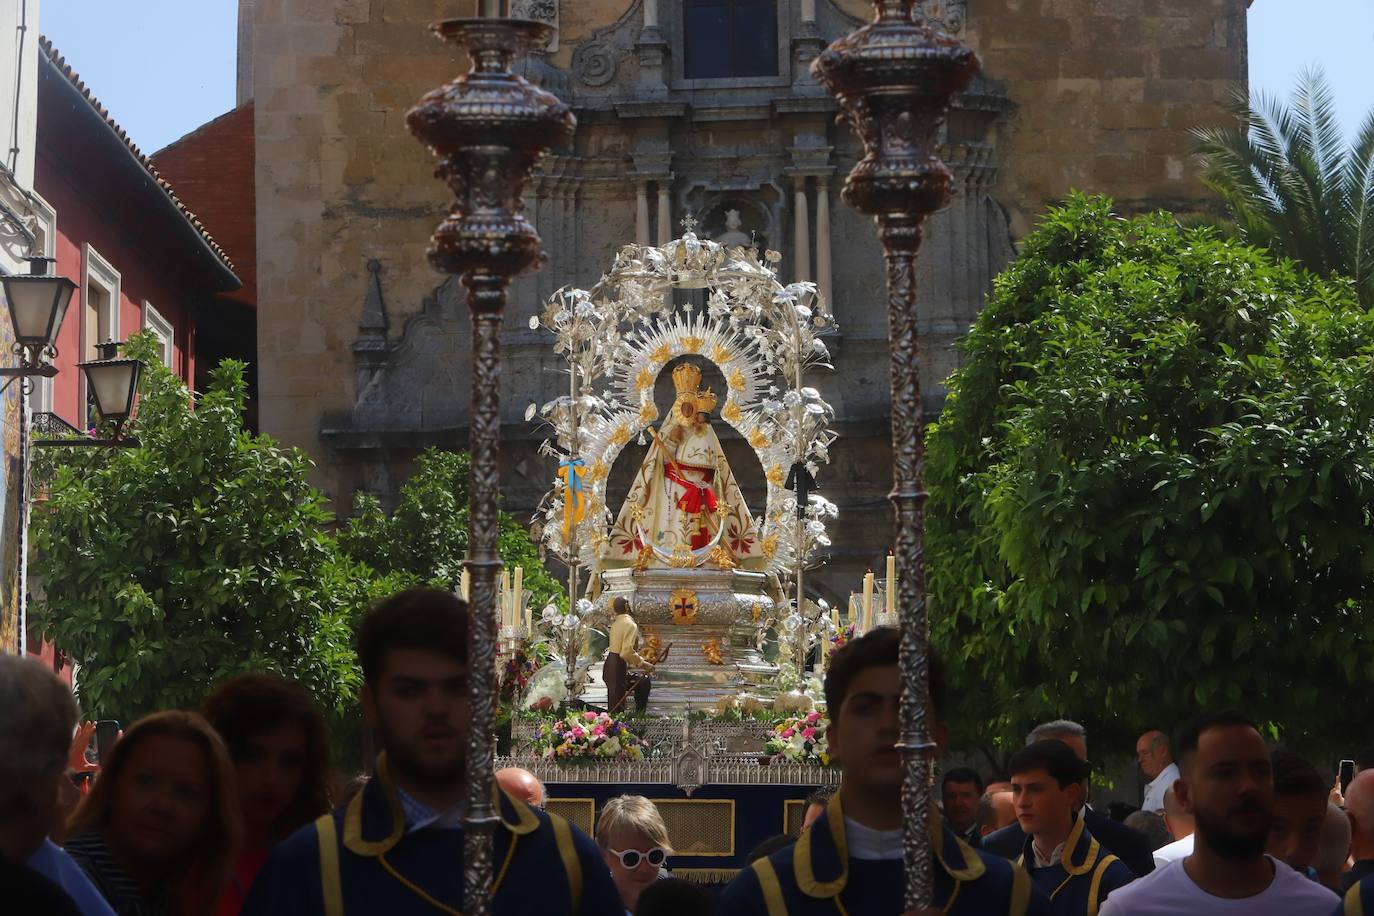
576;598;595;617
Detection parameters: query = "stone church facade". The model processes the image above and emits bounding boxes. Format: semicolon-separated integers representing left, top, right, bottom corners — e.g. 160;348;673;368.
248;0;1248;601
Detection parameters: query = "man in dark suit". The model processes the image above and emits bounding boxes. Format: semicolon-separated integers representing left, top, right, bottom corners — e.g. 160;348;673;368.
980;720;1156;877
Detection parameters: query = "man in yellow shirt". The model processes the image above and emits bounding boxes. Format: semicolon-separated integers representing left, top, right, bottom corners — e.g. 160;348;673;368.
605;597;654;714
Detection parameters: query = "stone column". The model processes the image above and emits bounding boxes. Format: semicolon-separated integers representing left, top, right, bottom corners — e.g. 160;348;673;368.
636;181;650;246
793;176;811;283
801;0;816;22
644;0;659;29
657;184;672;245
816;176;832;304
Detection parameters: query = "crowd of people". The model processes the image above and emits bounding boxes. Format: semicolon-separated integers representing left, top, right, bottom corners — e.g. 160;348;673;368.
2;585;1371;915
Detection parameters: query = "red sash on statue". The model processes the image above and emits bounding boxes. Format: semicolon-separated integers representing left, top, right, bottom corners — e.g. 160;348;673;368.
665;465;718;515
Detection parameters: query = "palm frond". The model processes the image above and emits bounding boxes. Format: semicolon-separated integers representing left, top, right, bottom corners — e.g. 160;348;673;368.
1344;107;1374;308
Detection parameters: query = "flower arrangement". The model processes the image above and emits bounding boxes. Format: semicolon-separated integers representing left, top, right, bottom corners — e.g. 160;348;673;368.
536;710;648;761
499;640;548;705
765;710;830;765
828;623;856;658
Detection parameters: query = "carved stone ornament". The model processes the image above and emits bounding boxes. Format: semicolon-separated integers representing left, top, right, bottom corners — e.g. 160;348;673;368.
572;0;643;87
511;0;559;52
918;0;966;33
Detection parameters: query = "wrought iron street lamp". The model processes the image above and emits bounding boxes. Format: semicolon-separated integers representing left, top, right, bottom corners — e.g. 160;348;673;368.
813;0;979;907
408;11;574;913
0;257;76;377
79;340;141;443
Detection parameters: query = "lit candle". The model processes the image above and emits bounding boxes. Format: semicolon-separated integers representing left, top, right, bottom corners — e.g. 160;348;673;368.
848;594;858;625
831;608;840;628
513;565;524;630
862;571;874;633
886;553;896;617
460;569;471;603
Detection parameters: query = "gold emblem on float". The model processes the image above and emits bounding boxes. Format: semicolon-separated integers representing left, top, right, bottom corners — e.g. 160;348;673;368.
671;588;699;625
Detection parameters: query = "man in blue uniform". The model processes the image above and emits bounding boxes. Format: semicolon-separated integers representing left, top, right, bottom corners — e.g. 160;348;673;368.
243;587;623;915
1007;740;1135;915
719;627;1051;915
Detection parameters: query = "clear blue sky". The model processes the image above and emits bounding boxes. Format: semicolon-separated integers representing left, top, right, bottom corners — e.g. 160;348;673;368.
37;1;1374;155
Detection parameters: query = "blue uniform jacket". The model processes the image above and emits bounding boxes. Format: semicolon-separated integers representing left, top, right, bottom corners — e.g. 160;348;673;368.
1337;873;1374;916
1017;812;1135;916
242;754;623;916
719;794;1052;915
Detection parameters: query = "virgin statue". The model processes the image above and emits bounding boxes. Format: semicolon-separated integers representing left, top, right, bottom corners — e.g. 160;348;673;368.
603;363;767;569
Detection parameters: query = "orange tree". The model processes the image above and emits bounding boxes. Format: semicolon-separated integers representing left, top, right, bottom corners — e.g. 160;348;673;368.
927;194;1374;761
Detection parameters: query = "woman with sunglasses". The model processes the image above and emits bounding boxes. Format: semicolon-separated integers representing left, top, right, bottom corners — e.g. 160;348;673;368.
596;795;674;914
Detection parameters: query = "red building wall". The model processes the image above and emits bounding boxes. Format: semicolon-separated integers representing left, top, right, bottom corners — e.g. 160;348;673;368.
36;153;198;427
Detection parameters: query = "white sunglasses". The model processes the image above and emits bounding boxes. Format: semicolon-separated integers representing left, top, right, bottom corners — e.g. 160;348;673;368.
608;846;668;869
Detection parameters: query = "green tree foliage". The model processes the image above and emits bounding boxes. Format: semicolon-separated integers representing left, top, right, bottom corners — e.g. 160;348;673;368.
1194;68;1374;308
337;448;564;611
32;334;400;721
927;194;1374;758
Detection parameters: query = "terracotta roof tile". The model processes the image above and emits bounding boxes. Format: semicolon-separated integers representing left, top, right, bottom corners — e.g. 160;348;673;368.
37;35;236;275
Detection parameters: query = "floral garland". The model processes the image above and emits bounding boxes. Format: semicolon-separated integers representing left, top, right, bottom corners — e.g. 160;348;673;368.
765;710;830;765
536;710;648;761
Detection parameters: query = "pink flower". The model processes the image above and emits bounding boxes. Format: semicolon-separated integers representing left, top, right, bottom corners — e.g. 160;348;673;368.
802;727;816;739
781;728;795;738
572;727;585;739
584;711;597;721
592;725;606;736
807;712;820;723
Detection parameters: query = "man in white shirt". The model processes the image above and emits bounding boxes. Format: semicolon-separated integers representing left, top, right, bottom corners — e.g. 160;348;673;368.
1136;730;1180;814
1100;711;1338;915
1152;786;1194;868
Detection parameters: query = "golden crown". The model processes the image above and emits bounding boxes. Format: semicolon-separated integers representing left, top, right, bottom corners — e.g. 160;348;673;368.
672;363;702;394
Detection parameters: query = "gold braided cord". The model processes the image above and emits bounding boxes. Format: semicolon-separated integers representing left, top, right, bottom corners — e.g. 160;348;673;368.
375;835;519;915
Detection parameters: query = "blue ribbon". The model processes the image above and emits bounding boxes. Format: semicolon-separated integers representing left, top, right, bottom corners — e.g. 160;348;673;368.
560;458;585;495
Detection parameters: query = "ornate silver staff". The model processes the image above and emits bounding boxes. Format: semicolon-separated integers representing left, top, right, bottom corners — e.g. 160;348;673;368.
407;12;575;914
811;1;978;907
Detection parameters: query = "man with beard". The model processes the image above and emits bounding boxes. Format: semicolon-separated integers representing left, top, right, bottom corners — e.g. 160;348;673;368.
1098;711;1337;915
243;588;622;915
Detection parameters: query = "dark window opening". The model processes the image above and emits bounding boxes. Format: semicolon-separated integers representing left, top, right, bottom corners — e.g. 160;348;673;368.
683;0;779;80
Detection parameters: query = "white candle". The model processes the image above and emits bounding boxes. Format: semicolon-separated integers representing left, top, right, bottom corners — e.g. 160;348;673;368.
862;572;874;632
460;569;471;603
848;594;858;625
513;566;524;630
501;569;512;627
886;553;896;617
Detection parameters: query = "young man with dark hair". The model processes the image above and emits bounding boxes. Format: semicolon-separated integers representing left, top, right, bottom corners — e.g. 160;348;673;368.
942;767;986;846
983;722;1155;877
1008;740;1134;915
1266;749;1329;876
1098;711;1338;915
720;627;1051;915
244;587;622;915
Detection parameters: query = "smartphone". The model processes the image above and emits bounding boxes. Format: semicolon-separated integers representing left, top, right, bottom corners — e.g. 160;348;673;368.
1340;759;1356;796
94;720;120;764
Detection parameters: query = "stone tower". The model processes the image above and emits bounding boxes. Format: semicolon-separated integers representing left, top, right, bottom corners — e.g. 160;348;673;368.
249;0;1248;602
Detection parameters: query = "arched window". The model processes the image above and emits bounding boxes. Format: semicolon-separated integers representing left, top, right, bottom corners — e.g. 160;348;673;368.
683;0;778;80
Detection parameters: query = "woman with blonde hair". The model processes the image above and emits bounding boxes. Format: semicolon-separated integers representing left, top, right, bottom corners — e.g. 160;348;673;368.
596;794;674;914
65;711;242;916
